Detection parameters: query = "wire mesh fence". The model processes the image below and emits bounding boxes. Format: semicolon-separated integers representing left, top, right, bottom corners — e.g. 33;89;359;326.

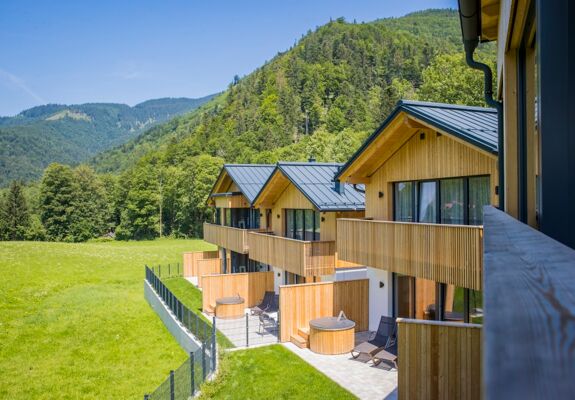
149;263;183;280
145;266;215;344
213;312;280;348
146;346;211;400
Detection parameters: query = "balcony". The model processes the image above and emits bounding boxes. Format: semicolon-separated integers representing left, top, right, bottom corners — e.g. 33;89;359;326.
336;218;483;290
247;232;336;277
203;223;253;254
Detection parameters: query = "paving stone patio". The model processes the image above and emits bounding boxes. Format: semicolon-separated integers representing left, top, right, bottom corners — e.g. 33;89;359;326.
283;331;398;400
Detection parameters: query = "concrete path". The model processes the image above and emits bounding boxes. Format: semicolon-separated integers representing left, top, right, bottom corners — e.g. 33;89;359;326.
283;332;398;400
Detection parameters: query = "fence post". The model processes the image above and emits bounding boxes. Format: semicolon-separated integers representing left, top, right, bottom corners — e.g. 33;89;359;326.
178;262;180;276
169;370;175;400
144;395;149;400
159;265;161;278
277;308;280;343
190;352;195;396
168;263;171;277
246;313;249;347
202;342;207;380
212;316;217;371
203;319;207;342
180;302;184;323
196;313;199;337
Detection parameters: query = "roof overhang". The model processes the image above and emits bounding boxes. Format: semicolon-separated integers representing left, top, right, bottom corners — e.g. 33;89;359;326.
458;0;500;44
207;167;249;207
252;167;305;209
336;108;498;184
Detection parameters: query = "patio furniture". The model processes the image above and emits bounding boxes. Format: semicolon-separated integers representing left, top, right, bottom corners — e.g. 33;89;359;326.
309;313;356;355
425;304;464;322
251;291;275;316
258;312;277;334
351;316;396;361
215;296;245;319
372;344;398;368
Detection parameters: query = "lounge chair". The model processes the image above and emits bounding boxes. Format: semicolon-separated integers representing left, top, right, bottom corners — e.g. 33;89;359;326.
351;316;396;362
251;291;275;315
372;343;398;368
258;312;277;334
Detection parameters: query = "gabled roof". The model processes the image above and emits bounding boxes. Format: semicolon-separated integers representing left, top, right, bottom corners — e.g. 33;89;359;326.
336;100;498;181
254;162;365;212
210;164;275;205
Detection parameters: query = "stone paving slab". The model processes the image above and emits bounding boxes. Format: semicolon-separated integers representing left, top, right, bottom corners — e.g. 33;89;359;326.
283;332;398;400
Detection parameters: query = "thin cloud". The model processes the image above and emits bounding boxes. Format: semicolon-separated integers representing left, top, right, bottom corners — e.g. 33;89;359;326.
0;68;46;104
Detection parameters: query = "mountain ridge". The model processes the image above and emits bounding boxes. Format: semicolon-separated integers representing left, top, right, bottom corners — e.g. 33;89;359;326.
0;94;217;186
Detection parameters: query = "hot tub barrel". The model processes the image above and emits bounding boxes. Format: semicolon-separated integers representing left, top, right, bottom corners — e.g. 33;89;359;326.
308;316;356;355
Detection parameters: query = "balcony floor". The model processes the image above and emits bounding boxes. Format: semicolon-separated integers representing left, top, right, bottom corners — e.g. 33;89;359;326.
283;331;398;400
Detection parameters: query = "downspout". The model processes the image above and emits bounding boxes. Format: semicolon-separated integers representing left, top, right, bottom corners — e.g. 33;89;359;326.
464;39;505;210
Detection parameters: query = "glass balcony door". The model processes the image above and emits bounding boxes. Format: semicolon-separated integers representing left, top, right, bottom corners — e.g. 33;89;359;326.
285;209;320;241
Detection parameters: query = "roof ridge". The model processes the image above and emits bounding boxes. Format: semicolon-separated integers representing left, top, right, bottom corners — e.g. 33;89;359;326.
277;161;344;166
398;99;497;113
224;163;275;167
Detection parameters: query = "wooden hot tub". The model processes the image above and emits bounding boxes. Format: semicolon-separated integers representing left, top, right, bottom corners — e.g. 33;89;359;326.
309;316;356;355
215;296;245;319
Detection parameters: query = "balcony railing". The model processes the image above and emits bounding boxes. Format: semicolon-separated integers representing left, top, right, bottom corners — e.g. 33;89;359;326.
203;223;253;254
247;232;336;277
336;218;483;290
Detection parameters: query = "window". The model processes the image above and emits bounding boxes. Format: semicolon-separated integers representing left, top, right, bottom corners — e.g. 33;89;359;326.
395;182;414;222
440;178;465;225
394;176;490;225
285;209;320;240
214;208;222;225
468;176;490;225
418;181;437;223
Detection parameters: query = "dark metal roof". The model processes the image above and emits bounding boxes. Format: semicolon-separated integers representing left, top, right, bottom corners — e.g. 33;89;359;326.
218;164;275;205
275;162;365;211
336;100;498;180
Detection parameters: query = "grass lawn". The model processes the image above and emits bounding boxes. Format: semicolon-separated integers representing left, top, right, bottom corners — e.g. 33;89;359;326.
162;277;234;349
0;239;214;400
198;345;356;400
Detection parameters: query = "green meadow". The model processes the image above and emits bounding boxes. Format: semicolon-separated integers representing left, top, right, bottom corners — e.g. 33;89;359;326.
0;239;212;399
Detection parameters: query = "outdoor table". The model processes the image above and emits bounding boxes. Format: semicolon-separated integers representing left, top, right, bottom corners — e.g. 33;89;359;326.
215;296;245;319
308;316;356;355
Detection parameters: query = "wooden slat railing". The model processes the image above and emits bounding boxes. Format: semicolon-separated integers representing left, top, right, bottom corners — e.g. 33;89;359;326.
337;218;483;290
397;318;482;400
483;206;575;399
247;232;336;277
203;223;251;254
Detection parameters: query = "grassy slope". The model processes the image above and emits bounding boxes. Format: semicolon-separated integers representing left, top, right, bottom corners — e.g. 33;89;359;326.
162;277;234;349
199;345;356;400
0;239;212;399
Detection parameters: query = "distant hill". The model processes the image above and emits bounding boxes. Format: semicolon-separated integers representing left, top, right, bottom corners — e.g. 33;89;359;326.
0;95;217;186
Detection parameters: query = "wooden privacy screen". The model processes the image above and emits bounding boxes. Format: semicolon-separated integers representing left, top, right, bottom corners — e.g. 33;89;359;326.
337;219;483;290
397;319;482;400
183;251;219;277
195;259;222;288
279;279;369;342
201;271;274;313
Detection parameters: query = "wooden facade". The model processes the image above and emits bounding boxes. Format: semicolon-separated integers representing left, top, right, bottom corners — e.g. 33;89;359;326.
278;279;369;343
337;219;484;290
397;319;482;400
195;258;222;288
201;271;274;313
203;222;252;254
247;232;336;277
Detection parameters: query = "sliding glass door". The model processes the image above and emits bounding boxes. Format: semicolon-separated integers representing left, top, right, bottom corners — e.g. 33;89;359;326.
285;209;320;240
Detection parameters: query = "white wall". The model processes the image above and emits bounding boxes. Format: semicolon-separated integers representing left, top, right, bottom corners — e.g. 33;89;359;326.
367;267;393;331
273;267;284;294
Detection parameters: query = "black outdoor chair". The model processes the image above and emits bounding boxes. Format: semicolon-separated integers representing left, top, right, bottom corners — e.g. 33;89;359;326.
351;316;397;362
250;291;275;316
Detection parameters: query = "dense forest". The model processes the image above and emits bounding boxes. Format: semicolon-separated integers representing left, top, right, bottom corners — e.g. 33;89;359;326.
0;95;216;186
0;9;495;242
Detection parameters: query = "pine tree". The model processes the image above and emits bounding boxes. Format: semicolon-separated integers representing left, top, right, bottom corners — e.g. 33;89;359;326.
39;163;77;241
0;181;31;240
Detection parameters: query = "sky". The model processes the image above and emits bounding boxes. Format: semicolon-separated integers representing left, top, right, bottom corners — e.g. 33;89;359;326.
0;0;457;117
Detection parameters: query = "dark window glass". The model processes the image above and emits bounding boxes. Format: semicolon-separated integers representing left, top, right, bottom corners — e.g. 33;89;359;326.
304;210;315;241
395;182;414;222
314;212;321;241
285;210;294;238
295;209;304;240
468;176;490;225
440;178;465;225
418;181;437;223
215;208;221;225
224;208;232;227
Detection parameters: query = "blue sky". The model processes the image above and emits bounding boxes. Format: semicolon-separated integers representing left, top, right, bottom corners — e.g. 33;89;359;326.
0;0;457;116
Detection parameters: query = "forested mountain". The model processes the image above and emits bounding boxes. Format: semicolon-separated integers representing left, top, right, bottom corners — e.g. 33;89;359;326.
1;9;496;242
0;95;216;186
